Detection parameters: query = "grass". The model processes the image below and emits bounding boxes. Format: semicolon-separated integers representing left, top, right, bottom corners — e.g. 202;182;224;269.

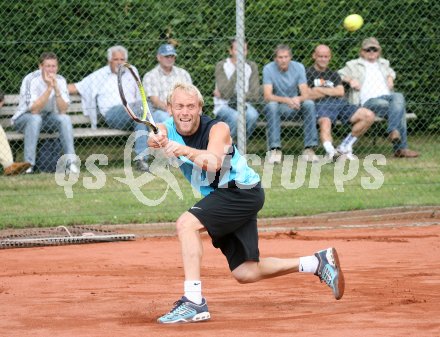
1;133;439;229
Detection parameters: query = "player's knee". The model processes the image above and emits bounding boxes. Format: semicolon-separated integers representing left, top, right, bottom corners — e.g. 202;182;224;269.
175;212;203;237
231;265;257;284
175;218;190;236
232;271;253;284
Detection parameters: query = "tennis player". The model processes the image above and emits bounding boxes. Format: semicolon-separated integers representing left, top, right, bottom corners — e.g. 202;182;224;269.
148;82;345;324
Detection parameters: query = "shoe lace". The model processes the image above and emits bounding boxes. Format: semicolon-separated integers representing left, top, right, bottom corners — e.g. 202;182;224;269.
318;264;334;288
168;299;186;314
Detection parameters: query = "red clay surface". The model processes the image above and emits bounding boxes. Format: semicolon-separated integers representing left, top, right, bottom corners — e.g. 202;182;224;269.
1;207;439;337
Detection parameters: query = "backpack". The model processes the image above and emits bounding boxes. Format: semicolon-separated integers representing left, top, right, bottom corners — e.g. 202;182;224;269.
35;138;62;173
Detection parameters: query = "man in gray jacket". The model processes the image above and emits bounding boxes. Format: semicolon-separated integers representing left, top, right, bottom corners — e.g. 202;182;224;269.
213;39;260;140
338;37;418;158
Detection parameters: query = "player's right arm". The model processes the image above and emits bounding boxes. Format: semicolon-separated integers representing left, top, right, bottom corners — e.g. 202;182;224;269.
164;122;232;172
147;124;168;148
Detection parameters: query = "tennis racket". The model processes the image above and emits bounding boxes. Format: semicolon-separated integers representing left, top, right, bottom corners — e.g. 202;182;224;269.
117;62;159;134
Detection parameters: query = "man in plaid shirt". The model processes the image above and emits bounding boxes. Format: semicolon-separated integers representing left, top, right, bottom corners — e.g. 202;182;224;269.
142;44;193;120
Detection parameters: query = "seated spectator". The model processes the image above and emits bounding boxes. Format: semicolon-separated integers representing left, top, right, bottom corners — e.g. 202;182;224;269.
0;90;31;175
306;45;375;160
12;52;78;174
338;37;418;158
263;44;318;164
68;46;149;172
142;43;192;119
213;38;260;140
68;45;150;172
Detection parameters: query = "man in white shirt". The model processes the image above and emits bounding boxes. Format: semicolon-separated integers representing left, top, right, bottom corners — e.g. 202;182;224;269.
68;45;151;171
13;52;78;174
142;44;192;119
338;37;418;158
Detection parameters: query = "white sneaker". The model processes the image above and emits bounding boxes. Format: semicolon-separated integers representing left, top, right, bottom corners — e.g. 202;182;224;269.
336;146;356;161
324;151;338;162
301;148;319;163
268;149;282;164
337;152;356;161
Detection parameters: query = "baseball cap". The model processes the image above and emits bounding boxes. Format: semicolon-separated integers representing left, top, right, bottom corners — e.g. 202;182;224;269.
361;37;381;51
158;44;177;56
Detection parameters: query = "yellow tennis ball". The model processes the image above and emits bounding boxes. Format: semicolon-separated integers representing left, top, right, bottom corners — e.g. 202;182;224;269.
343;14;364;32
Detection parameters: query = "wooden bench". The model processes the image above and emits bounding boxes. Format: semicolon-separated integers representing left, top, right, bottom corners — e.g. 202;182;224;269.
0;94;131;141
1;93;417;142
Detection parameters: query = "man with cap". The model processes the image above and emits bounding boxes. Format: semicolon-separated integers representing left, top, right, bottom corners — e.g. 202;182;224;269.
142;43;193;119
338;37;419;158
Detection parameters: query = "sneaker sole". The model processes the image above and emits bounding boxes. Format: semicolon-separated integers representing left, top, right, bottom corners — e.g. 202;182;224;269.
158;311;211;324
331;248;345;300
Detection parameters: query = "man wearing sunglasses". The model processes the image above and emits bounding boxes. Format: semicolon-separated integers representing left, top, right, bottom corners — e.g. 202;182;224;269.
338;37;418;158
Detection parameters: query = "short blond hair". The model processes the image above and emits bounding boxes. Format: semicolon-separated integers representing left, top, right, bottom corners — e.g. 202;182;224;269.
167;82;204;107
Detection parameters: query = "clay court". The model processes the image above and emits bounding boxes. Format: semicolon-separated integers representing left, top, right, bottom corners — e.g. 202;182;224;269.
1;207;439;337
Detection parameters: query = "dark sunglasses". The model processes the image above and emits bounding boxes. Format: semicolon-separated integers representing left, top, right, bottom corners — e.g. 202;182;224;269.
363;47;379;53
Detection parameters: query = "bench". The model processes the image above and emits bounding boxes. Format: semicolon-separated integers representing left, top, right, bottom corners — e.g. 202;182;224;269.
1;93;417;143
0;94;131;141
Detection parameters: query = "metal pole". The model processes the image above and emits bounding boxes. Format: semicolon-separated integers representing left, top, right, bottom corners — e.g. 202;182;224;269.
236;0;246;154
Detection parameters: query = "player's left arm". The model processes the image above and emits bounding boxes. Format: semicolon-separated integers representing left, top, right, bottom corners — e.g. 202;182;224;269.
164;122;232;172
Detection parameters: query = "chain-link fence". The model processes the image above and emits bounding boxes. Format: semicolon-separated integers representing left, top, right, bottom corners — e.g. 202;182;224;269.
0;0;439;228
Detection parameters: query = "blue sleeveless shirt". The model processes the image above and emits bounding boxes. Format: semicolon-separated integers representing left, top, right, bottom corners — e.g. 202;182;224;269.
164;115;260;196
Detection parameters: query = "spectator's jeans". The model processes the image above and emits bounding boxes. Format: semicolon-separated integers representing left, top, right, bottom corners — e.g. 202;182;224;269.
264;100;318;149
14;112;76;166
216;103;259;140
363;93;407;151
105;105;169;158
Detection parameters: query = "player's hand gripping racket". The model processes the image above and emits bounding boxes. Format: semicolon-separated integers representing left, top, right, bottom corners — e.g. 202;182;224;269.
117;62;160;134
117;62;180;168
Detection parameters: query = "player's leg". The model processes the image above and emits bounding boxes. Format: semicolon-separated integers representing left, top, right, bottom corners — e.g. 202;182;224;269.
157;211;210;324
232;257;299;283
231;248;345;300
175;211;205;282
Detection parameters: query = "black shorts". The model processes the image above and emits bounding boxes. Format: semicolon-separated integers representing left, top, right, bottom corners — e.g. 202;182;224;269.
188;183;265;271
